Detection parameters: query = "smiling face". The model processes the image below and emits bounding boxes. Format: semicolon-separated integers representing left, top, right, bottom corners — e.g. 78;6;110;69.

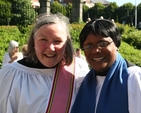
83;33;118;72
34;23;67;67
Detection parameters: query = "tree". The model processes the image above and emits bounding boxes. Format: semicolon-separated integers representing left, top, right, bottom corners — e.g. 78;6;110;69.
83;4;89;22
89;2;105;19
66;3;72;20
137;3;141;24
117;3;134;25
104;2;118;21
50;1;67;16
9;0;36;30
0;1;12;25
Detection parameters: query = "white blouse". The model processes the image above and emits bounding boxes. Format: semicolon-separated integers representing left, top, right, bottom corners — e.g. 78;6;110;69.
0;59;89;113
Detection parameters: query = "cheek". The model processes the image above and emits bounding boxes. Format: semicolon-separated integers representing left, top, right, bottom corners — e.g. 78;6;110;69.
56;45;66;54
34;41;47;52
84;52;90;59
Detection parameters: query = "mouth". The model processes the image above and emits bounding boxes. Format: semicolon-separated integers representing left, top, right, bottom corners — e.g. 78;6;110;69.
93;57;104;61
44;54;56;58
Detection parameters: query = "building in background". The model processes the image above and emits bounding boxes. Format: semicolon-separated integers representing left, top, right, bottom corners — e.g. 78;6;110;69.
31;0;110;8
31;0;40;8
91;0;110;6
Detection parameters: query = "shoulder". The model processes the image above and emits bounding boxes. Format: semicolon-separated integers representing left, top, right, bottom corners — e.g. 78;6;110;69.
128;66;141;89
127;66;141;112
3;52;9;57
128;66;141;75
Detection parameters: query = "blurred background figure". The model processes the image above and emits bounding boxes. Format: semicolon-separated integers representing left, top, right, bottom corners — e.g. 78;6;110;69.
75;48;90;71
2;40;23;68
76;48;85;60
86;17;91;23
22;44;28;57
111;19;115;23
99;16;104;19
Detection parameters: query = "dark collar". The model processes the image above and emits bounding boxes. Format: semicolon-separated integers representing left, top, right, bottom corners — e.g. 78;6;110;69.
18;58;56;69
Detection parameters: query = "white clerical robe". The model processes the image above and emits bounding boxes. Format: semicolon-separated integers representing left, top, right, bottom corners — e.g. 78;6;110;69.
0;58;89;113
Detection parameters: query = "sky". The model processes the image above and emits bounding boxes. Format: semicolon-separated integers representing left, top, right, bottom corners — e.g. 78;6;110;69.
107;0;140;6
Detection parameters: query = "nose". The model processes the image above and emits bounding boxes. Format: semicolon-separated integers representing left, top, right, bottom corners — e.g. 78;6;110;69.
46;43;55;51
91;47;101;54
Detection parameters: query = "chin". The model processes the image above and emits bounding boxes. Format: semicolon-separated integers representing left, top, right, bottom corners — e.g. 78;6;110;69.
44;63;57;68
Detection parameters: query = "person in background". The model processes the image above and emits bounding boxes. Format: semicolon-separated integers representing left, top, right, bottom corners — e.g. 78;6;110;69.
2;40;23;68
71;19;141;113
21;44;28;57
86;17;91;23
75;48;85;60
75;48;90;71
0;13;89;113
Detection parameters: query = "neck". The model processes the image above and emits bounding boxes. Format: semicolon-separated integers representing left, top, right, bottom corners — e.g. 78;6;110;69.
95;68;109;76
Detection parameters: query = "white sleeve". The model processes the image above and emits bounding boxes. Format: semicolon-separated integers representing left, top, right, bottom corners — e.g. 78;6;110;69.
128;66;141;113
74;57;90;95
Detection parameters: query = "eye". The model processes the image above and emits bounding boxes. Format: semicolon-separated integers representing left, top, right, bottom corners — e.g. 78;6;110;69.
83;45;94;51
53;40;62;44
98;41;109;48
40;38;47;41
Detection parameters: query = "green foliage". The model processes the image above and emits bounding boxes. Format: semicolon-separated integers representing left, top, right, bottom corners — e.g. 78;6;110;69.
121;30;141;49
104;2;118;20
9;0;37;32
89;2;105;19
66;3;72;19
117;3;134;24
70;23;85;43
116;22;135;34
51;1;67;16
115;23;141;49
119;41;141;66
0;26;24;67
0;1;12;25
83;5;89;22
137;3;141;25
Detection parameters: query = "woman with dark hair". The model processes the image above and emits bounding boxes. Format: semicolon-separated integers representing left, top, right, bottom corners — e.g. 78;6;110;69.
0;13;89;113
71;19;141;113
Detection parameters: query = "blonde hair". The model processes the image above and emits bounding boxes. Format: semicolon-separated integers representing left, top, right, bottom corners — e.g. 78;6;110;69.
22;44;28;57
8;40;19;56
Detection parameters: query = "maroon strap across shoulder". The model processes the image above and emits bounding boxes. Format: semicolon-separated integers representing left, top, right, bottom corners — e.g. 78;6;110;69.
46;60;75;113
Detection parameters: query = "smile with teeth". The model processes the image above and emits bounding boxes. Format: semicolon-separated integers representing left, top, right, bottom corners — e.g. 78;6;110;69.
93;57;104;61
45;54;55;57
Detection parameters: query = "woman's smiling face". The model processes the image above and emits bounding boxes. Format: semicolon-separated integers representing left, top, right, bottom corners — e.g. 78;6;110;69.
83;33;118;72
34;23;67;67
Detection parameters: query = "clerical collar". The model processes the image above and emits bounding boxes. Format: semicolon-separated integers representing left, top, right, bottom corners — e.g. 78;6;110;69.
95;68;109;76
18;58;57;69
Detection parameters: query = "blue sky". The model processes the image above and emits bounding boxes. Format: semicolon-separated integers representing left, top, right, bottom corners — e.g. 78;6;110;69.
107;0;140;6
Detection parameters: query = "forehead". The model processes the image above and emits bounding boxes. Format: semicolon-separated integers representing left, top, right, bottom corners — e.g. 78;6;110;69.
35;23;67;37
85;33;111;42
